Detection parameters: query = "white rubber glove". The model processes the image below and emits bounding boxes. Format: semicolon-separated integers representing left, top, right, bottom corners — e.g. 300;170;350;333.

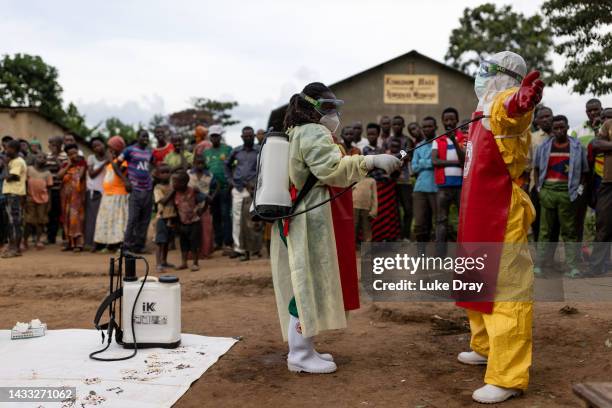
364;154;402;174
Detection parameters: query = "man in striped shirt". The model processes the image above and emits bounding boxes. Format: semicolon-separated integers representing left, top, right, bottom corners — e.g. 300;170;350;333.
533;115;589;277
45;136;68;244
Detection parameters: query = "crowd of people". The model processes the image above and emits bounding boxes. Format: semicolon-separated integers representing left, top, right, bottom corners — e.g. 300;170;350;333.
1;97;611;276
348;98;611;277
0;124;266;273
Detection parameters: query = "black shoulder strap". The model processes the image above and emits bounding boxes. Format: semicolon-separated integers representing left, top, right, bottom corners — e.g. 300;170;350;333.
291;172;318;213
93;287;123;330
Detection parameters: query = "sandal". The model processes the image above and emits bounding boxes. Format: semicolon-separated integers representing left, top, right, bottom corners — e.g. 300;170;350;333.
564;268;581;279
1;251;19;259
190;265;200;272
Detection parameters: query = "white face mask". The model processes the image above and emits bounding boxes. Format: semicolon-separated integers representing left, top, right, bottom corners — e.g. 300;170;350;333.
320;113;340;134
474;74;488;99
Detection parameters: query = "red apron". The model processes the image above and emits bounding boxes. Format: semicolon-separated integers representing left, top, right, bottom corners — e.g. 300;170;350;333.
329;186;360;311
455;112;512;314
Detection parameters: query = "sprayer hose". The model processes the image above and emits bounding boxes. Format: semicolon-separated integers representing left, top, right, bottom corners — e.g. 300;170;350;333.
253;115;485;221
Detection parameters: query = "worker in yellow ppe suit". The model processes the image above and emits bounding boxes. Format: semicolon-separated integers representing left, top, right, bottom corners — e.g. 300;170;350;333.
270;82;401;374
455;51;544;404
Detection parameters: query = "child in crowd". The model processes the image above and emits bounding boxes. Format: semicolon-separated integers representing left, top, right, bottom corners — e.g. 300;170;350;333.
94;136;130;252
0;137;10;251
1;140;27;258
164;134;193;172
172;171;207;271
153;163;177;272
368;138;401;241
85;137;108;251
239;180;263;261
29;140;42;156
152;125;174;165
58;144;87;252
19;139;32;164
25;153;53;249
45;135;68;245
63;134;84;159
188;155;218;259
339;126;361;155
352;176;378;244
363;123;383;156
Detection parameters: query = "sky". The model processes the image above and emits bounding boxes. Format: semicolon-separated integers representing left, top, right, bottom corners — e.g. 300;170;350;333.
2;0;611;146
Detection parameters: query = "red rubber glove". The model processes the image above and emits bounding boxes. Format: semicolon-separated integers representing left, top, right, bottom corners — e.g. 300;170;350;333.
504;70;544;117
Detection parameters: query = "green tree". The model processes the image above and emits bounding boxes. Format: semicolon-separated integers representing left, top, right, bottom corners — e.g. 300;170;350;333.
445;3;554;77
542;0;612;95
64;103;94;139
168;108;212;140
0;53;91;137
168;98;239;140
148;113;167;132
95;117;137;144
192;98;239;127
0;53;64;118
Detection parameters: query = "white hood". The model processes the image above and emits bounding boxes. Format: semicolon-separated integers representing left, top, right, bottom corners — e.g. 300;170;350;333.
475;51;527;114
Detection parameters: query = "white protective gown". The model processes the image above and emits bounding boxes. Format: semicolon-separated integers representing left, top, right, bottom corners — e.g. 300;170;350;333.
270;123;368;340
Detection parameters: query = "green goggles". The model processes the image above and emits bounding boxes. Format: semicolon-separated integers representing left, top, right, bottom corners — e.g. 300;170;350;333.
300;93;344;115
477;59;524;82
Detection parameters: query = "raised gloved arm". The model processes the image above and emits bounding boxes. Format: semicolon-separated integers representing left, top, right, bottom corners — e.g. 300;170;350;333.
503;71;544;118
490;72;544;137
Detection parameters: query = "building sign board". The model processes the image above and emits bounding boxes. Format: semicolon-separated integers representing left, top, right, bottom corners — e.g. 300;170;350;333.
384;74;439;104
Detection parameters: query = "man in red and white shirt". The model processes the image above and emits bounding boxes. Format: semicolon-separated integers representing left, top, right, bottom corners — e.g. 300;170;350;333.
431;110;466;253
152;125;174;165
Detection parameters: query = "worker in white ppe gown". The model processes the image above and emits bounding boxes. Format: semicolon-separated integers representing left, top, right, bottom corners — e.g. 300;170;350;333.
270;82;401;374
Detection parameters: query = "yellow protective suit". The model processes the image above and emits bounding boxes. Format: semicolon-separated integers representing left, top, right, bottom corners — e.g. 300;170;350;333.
466;87;535;390
270;123;368;341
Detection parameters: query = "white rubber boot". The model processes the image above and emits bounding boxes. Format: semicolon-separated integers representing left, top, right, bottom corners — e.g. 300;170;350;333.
316;351;334;362
472;384;521;404
289;351;333;361
458;350;488;365
287;316;337;373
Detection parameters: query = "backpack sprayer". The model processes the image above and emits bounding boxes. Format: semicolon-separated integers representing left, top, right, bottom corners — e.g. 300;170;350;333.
251;115;485;221
89;249;181;362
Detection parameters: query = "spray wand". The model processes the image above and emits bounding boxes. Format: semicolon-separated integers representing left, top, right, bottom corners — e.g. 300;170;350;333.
252;115;485;222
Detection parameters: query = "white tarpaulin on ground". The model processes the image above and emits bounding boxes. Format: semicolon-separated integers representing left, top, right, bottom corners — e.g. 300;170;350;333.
0;329;237;408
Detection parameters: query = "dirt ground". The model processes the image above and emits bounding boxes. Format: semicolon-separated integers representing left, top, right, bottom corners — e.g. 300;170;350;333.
1;246;611;408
